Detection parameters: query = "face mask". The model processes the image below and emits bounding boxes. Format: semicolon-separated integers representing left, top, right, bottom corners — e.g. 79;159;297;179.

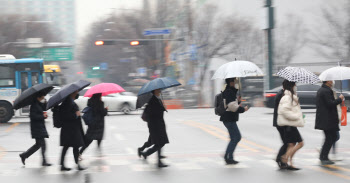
75;93;80;100
293;86;297;93
235;83;240;89
40;99;46;103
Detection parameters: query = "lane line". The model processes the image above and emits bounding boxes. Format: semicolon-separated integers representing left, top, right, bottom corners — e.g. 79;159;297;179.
324;165;350;173
114;134;125;141
183;121;259;153
5;123;20;132
308;166;350;181
0;146;6;161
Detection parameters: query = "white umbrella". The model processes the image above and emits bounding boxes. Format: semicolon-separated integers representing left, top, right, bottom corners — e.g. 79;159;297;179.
276;67;320;84
211;60;264;79
319;66;350;81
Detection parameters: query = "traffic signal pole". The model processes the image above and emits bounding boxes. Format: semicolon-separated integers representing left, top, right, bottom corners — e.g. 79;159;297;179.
264;0;274;90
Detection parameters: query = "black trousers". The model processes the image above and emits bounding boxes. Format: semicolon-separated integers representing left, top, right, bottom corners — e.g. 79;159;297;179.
139;136;153;151
22;138;46;161
276;127;288;161
144;144;165;162
320;130;338;160
80;138;102;154
60;146;80;166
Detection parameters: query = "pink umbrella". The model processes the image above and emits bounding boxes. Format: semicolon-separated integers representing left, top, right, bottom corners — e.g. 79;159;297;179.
84;83;125;97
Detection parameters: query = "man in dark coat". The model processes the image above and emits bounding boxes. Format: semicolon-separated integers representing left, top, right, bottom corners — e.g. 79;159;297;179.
273;81;288;169
140;89;169;168
59;91;86;171
315;80;344;165
80;93;108;156
19;92;51;166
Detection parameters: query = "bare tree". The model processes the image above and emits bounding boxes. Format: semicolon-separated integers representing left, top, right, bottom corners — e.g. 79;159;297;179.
191;4;263;104
311;1;350;62
274;14;307;65
0;14;60;57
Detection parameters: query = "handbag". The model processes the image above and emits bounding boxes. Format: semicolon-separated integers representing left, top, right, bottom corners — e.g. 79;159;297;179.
341;102;347;126
141;106;150;122
224;99;239;112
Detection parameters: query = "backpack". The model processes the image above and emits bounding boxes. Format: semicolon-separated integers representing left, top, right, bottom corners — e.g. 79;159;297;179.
82;106;94;126
141;105;150;122
52;105;62;128
214;92;226;116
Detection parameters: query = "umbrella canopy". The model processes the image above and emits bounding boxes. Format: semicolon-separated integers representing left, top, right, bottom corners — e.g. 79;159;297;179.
84;83;125;97
276;67;320;84
136;92;153;109
46;80;91;110
137;77;181;96
13;83;53;110
211;60;264;79
319;66;350;81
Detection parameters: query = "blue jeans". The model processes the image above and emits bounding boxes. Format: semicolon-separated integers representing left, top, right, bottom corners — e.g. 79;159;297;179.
223;121;241;160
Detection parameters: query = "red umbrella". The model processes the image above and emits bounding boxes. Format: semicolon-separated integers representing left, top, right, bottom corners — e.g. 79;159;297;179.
84;83;125;97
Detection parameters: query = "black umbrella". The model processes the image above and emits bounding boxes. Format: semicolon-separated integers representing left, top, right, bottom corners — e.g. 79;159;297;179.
13;83;53;110
46;80;91;110
136;92;153;109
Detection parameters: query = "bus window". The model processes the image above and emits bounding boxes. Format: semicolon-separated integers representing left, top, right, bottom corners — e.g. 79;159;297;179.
21;72;29;91
0;64;15;87
31;72;39;85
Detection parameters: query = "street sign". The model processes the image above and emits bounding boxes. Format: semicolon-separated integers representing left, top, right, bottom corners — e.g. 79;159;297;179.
86;70;104;78
100;63;108;70
24;47;73;61
137;67;147;76
143;28;172;36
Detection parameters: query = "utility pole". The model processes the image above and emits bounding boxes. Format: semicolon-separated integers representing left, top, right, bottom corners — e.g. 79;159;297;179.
263;0;274;90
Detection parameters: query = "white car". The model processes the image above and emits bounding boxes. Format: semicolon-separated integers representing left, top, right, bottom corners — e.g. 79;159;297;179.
75;88;137;114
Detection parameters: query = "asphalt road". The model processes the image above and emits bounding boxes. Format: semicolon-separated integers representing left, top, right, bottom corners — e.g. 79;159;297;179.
1;107;350;183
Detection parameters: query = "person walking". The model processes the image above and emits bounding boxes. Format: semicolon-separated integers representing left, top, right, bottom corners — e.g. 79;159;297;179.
220;78;248;165
278;81;304;170
315;80;344;165
140;89;169;168
59;91;86;171
79;93;108;157
19;92;52;166
273;80;288;169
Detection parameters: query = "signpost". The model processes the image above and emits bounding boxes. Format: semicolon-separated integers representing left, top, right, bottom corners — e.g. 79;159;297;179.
143;28;172;36
24;47;73;61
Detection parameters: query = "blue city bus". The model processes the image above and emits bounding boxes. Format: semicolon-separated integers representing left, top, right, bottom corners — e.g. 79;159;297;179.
0;56;44;123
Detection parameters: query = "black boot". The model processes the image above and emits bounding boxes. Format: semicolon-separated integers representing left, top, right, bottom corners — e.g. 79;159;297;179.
42;159;52;167
140;152;147;160
138;148;142;158
158;160;169;168
61;165;71;171
19;153;26;165
77;164;87;171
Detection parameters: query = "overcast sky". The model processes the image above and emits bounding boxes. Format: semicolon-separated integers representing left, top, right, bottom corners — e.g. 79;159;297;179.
75;0;345;63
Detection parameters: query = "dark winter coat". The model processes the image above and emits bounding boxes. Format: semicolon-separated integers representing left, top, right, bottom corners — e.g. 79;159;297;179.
29;100;49;139
315;84;342;131
273;89;284;127
59;97;85;147
85;99;107;140
220;86;245;122
147;95;169;145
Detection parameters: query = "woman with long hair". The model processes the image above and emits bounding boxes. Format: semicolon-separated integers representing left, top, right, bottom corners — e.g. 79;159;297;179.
277;80;305;170
79;93;108;157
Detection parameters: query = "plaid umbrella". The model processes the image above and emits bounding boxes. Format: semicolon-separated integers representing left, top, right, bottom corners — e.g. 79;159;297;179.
276;67;320;84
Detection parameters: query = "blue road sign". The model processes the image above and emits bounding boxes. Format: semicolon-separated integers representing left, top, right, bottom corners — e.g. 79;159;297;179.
100;62;108;70
143;29;172;36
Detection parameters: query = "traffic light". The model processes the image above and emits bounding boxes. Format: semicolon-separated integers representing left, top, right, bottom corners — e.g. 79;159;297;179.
130;40;148;46
95;40;115;46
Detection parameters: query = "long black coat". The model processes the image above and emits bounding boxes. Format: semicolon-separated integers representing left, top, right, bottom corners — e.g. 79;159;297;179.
220;86;245;122
315;84;342;131
29;100;49;139
59;97;85;147
273;89;284;127
147;95;169;145
85;99;107;140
